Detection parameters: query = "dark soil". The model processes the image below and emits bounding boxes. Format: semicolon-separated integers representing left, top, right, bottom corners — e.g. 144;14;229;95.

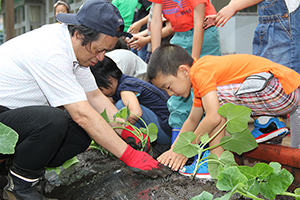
0;150;297;200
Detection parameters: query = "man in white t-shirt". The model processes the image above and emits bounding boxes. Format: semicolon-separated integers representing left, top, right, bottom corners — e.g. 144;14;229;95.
0;1;171;199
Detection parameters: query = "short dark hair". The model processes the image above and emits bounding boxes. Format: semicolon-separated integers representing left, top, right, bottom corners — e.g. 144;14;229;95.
90;56;123;89
68;25;101;47
147;44;194;81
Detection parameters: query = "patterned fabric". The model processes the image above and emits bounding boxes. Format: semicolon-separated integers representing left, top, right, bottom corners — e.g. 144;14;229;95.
217;78;300;116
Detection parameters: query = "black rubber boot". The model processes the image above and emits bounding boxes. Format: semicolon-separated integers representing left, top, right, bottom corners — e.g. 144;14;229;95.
3;171;56;200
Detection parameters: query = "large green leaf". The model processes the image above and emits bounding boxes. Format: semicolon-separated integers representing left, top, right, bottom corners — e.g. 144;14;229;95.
260;162;294;199
216;166;248;191
218;103;251;134
147;123;158;142
0;122;18;154
238;163;273;181
238;163;273;195
208;151;237;179
173;131;198;158
220;129;258;155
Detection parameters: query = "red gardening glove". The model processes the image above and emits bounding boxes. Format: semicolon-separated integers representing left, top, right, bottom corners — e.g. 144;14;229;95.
120;145;172;178
121;125;151;152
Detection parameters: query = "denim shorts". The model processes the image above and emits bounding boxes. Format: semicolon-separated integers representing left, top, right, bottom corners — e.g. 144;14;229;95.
252;0;300;73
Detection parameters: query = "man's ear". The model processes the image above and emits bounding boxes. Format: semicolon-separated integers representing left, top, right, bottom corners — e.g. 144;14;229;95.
178;65;190;77
72;31;83;42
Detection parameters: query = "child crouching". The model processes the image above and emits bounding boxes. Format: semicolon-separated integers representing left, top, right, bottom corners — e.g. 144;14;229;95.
147;44;300;179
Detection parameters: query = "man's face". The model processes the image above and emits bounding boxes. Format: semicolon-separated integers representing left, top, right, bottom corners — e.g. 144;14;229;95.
151;70;192;98
73;32;118;67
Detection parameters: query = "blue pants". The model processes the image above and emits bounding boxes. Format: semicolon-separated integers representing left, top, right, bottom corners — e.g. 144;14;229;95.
115;100;171;144
131;44;148;62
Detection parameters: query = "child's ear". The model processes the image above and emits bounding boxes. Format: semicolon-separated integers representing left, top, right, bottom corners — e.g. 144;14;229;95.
178;65;190;77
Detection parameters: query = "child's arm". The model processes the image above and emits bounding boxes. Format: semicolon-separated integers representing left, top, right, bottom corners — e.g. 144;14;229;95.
128;14;149;34
157;106;203;171
150;3;163;53
120;91;142;125
215;0;263;27
193;91;225;157
192;3;205;59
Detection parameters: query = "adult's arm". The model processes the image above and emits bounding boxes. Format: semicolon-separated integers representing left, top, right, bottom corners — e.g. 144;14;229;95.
64;98;127;158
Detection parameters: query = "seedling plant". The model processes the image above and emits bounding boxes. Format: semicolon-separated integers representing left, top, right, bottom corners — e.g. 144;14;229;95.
173;103;300;199
100;105;158;152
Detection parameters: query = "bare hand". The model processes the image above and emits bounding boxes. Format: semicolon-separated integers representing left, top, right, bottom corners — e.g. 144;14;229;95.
203;14;217;29
157;149;188;171
215;5;237;27
128;35;148;51
128;22;142;34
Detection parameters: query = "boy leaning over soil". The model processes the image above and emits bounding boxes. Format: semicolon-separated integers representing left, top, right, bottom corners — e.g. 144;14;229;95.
147;44;300;179
90;56;172;158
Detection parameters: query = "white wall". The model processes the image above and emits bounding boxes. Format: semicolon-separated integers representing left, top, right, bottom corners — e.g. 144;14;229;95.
218;13;258;55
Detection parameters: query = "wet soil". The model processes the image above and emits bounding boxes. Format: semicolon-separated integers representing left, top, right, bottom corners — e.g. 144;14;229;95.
0;150;296;200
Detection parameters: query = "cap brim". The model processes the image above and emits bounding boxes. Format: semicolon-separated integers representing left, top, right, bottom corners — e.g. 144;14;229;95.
56;13;81;25
116;32;133;38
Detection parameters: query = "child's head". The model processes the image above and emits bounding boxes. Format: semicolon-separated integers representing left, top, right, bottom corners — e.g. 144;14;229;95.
90;56;122;97
147;44;194;98
54;1;70;18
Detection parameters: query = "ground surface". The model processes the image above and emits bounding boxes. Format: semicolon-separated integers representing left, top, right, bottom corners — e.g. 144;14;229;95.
0;149;296;200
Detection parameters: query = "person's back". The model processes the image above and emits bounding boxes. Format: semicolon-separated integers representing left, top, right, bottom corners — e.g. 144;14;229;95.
106;49;147;80
113;74;171;134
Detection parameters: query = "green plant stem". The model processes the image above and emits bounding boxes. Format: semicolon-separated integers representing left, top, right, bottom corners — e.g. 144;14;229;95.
237;188;264;200
279;192;300;198
111;120;147;150
129;112;149;147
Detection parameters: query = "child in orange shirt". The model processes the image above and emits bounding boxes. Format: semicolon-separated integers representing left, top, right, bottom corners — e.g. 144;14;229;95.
147;44;300;179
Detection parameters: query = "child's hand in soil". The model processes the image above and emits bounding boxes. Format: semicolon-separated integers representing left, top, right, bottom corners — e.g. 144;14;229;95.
157;149;188;171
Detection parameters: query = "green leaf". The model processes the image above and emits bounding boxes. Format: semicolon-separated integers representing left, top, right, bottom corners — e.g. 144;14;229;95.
46;166;61;175
216;166;248;191
46;156;79;175
220;129;258;155
173;131;198;158
295;188;300;200
217;192;233;200
113;107;129;121
238;163;273;195
218;103;251;134
100;109;110;123
147;123;158;142
139;127;147;135
61;156;79;169
208;151;237;179
191;191;214;200
238;163;273;181
260;162;294;199
200;133;210;144
0;122;19;154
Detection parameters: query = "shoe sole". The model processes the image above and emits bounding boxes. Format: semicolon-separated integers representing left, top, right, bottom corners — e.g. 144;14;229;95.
255;128;289;143
179;171;212;179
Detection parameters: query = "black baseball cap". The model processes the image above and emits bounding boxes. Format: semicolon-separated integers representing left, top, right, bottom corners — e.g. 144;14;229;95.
56;0;132;38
